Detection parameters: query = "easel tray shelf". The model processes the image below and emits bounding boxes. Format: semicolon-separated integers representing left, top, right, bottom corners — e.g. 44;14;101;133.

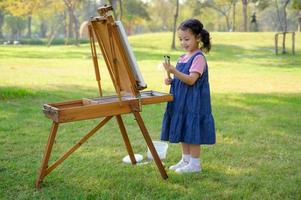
43;90;172;123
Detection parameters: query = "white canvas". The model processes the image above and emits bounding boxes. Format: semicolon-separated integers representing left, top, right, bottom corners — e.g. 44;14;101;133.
115;21;147;89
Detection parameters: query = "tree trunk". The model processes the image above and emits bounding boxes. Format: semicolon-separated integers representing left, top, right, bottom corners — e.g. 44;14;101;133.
119;0;123;21
27;15;32;38
282;0;290;53
68;9;74;39
296;11;301;32
63;10;67;38
282;32;286;53
64;0;75;45
64;0;81;45
242;0;248;32
275;0;283;31
171;0;179;50
283;0;290;32
232;2;236;32
72;10;80;46
47;27;58;47
65;10;73;45
225;14;231;31
109;0;118;20
0;10;4;39
17;30;20;40
40;21;47;38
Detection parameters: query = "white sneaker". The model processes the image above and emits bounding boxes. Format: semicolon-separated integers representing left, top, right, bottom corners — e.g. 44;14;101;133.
175;163;201;174
169;159;189;171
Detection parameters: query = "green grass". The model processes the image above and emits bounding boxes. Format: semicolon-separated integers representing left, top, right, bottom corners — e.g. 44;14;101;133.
0;32;301;199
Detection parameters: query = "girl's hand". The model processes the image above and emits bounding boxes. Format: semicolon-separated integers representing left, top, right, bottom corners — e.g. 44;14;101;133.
164;78;172;85
162;62;175;74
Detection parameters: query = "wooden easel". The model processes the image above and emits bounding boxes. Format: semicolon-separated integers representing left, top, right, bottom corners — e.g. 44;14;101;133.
35;5;172;188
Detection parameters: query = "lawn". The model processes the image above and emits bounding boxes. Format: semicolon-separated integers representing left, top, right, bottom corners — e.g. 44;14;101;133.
0;32;300;199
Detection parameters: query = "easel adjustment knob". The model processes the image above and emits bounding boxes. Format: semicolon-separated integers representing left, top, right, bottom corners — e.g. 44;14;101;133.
97;5;113;16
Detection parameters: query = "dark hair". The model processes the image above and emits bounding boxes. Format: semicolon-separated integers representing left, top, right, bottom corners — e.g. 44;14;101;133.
178;19;211;53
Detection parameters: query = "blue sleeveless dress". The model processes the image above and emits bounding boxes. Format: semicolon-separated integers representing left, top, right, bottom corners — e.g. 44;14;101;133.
161;52;216;145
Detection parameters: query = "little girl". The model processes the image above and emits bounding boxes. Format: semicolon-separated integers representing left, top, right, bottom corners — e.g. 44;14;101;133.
161;19;215;173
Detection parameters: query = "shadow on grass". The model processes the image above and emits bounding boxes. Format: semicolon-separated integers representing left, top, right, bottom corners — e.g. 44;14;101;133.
0;85;109;101
211;44;300;68
0;45;90;59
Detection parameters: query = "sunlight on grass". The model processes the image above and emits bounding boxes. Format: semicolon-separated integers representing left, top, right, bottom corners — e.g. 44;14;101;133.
1;32;300;94
224;166;253;176
0;32;300;199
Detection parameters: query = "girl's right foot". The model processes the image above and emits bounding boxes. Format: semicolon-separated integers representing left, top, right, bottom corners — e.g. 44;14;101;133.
169;159;189;171
175;163;201;174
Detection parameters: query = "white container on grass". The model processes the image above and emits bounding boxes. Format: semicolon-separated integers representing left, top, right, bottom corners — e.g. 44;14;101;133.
147;141;168;160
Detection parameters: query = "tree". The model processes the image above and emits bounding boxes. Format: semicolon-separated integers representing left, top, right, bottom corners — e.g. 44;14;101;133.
4;0;46;38
242;0;248;31
3;15;26;40
147;0;174;32
171;0;179;49
40;1;65;45
200;0;233;31
122;0;149;34
292;0;301;31
274;0;291;32
274;0;291;53
283;0;290;32
252;0;269;10
232;0;239;31
108;0;123;20
63;0;85;45
0;0;5;39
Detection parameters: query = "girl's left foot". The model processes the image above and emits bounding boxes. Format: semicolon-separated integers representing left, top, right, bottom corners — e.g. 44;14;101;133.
175;163;201;174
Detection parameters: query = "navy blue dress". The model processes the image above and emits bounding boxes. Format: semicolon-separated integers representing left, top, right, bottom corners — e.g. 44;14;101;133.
161;52;216;145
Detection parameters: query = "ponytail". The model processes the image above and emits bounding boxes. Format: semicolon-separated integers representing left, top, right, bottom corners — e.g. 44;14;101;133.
200;29;211;53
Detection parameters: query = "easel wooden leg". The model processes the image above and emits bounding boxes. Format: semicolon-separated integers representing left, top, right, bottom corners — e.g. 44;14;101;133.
35;122;59;188
44;116;112;177
133;112;168;179
116;115;137;164
35;116;112;188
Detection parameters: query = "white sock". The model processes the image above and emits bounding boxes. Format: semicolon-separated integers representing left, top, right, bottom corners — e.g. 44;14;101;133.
190;157;200;167
182;154;190;163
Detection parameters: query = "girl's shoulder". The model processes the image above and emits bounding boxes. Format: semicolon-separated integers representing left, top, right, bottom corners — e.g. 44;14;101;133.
178;50;203;63
177;54;187;63
194;53;206;61
190;52;207;65
194;51;207;62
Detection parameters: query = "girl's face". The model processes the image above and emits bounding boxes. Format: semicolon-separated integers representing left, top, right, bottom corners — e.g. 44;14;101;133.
178;29;200;53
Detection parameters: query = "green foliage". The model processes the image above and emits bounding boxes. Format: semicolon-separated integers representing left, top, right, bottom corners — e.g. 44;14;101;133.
124;0;150;20
3;15;26;35
1;0;300;39
292;0;301;10
146;0;176;31
0;32;300;199
252;0;270;10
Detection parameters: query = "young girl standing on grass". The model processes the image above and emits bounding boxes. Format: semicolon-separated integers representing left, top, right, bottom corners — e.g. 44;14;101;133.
161;19;215;173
